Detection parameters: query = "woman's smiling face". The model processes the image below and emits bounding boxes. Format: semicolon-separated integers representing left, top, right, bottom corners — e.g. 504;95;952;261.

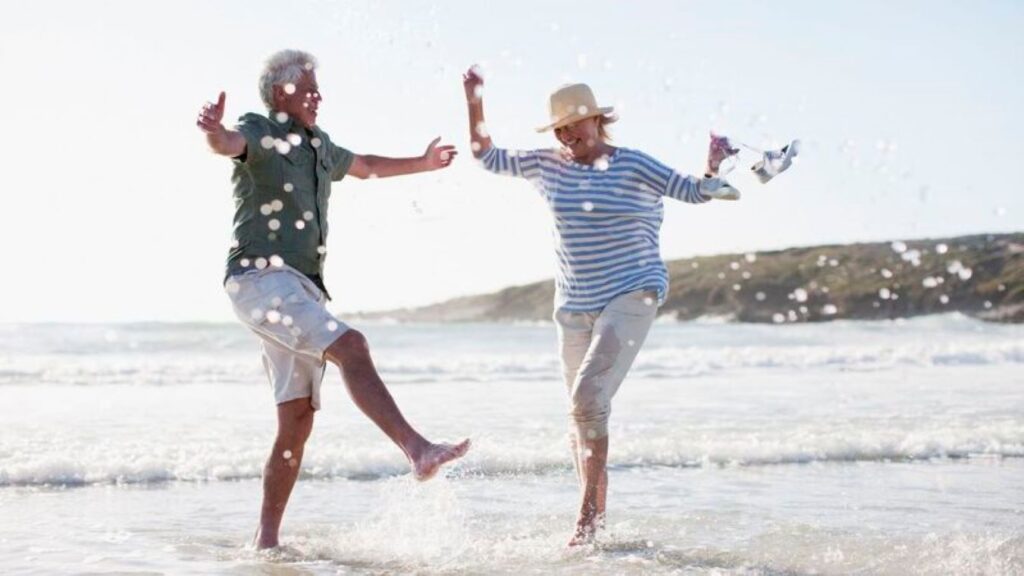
554;117;603;160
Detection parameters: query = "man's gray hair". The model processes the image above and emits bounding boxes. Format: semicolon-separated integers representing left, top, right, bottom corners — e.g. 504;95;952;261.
259;49;318;110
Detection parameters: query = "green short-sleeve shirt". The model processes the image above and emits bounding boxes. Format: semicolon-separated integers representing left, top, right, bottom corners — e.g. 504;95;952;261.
225;112;354;287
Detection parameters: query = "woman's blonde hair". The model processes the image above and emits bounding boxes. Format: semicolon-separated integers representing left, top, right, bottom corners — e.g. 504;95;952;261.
596;114;616;142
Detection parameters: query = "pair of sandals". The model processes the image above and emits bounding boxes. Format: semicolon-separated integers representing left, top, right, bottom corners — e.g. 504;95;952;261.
701;134;801;201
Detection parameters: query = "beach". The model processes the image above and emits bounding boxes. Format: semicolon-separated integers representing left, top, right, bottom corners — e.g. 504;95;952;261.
1;316;1022;574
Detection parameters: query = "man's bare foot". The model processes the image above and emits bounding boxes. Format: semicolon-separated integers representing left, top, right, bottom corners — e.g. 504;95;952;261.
568;522;596;547
567;510;604;547
411;439;471;481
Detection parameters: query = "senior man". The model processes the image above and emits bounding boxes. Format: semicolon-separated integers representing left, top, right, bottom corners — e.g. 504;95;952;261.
196;49;469;549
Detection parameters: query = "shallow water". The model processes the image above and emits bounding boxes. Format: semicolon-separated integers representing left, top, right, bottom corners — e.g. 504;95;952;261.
0;315;1022;574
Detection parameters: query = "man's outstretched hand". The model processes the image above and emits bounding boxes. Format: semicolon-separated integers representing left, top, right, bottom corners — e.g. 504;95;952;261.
197;91;227;135
422;136;458;170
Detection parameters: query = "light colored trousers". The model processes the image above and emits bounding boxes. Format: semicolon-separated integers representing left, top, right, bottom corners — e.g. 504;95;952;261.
554;289;658;441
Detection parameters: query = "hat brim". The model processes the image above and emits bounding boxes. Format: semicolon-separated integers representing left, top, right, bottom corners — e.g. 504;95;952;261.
535;106;616;133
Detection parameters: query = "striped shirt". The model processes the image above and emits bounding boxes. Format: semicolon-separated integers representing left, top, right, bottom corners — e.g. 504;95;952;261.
479;146;715;312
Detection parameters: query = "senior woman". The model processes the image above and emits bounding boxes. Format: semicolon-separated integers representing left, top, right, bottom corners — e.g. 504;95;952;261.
462;67;737;545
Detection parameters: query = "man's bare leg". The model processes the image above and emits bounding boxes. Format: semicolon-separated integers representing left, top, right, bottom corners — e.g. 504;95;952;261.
324;330;470;480
569;435;609;546
255;398;315;549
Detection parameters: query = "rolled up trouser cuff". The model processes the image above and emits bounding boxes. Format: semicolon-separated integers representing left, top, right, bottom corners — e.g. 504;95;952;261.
570;415;611;441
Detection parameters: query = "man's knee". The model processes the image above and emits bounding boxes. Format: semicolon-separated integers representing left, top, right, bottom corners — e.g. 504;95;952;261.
324;329;369;365
277;399;315;443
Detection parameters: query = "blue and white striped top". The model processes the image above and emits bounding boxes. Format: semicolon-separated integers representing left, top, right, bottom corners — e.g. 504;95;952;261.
479;146;716;312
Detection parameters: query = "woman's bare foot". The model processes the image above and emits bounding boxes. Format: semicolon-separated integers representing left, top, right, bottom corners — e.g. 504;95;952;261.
411;439;471;481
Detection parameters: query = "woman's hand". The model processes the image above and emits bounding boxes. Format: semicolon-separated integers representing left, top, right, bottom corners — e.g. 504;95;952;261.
706;133;739;175
463;66;484;104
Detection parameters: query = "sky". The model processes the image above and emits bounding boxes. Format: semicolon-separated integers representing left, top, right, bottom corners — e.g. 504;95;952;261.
0;0;1021;322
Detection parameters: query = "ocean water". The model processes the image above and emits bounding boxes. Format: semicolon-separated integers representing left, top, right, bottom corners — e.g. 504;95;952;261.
0;315;1022;575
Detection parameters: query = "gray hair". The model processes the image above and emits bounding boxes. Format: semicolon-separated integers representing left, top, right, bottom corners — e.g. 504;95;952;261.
258;49;318;110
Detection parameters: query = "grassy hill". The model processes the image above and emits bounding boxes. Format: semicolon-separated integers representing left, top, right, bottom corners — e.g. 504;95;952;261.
359;233;1023;324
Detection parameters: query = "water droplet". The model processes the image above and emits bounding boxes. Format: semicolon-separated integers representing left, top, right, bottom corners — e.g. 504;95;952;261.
577;105;589;115
282;449;293;459
295;220;305;230
283;182;294;192
270;296;282;307
935;243;948;254
879;287;891;299
890;241;907;253
303;211;314;221
327;320;339;331
268;219;281;231
957;268;972;281
593;156;610;171
250;308;263;321
304;61;314;71
470;141;481;152
260;136;275;149
269;255;284;267
880;268;893;279
317;245;327;255
282;315;293;327
260;204;273;216
821;304;838;315
274;140;292;155
741;271;751;280
755;291;766;301
772;313;785;323
744;253;757;263
255;257;268;269
581;201;594;212
287;133;302;146
474;122;489;138
225;280;240;294
266;310;282;323
275;111;289;123
270;200;284;212
922;277;938;288
733;284;741;291
310;137;322;148
643;296;654;306
239;258;251;267
792;288;808;303
939;294;949;304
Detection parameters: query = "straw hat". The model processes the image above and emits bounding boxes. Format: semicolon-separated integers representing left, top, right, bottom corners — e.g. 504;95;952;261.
536;83;616;133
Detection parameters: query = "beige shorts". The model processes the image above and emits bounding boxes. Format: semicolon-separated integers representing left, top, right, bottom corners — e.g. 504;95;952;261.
554;289;659;440
225;264;349;410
